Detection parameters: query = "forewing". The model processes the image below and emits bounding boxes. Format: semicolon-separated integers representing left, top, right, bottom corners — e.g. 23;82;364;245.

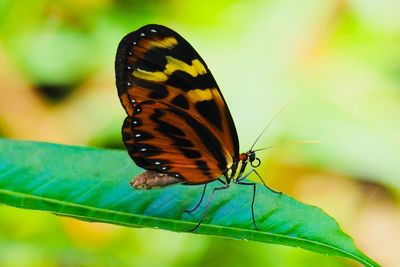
115;24;239;183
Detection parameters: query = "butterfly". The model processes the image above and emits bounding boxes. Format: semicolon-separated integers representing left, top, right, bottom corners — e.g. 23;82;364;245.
115;24;275;231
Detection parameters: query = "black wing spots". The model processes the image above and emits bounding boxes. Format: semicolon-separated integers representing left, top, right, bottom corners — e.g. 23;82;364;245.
172;136;194;147
171;94;189;109
130;76;164;91
150;109;185;137
127;140;163;158
195;160;212;176
166;71;216;91
195;159;210;170
131;117;142;127
130;52;166;72
167;106;226;170
179;148;202;159
132;156;149;168
148;87;169;99
155;120;185;137
134;143;163;157
130;78;169;99
133;105;142;115
148;159;171;171
132;130;153;141
195;99;223;131
157;45;196;65
134;156;173;174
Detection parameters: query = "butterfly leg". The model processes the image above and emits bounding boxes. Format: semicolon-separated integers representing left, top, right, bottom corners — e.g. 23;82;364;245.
253;169;282;195
188;182;230;232
237;168;254;182
185;184;208;213
235;180;259;231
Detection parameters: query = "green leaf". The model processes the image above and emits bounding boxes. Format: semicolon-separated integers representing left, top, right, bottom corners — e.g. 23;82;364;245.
0;139;379;267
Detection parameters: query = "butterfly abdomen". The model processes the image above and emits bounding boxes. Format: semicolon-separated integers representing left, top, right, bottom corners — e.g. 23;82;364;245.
130;170;182;189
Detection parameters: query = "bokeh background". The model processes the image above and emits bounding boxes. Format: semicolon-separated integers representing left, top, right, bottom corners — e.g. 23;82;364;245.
1;0;399;266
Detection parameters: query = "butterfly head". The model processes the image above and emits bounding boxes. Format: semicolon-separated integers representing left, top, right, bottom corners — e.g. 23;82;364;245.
241;150;261;168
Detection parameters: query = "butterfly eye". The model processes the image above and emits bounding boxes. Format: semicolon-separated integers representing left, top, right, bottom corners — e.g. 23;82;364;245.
249;152;256;162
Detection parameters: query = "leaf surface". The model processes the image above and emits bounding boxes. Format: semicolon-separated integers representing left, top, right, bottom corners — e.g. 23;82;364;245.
0;139;379;267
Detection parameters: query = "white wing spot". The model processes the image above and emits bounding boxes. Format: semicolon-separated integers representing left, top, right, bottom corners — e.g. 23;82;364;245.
150;29;157;33
140;33;145;37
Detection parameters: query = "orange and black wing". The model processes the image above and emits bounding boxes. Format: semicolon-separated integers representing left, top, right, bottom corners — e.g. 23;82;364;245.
115;24;239;184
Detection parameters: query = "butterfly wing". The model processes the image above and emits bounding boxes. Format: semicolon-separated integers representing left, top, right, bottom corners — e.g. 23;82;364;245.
115;24;239;184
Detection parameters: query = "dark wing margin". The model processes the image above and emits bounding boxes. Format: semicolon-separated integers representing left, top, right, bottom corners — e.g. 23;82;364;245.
115;24;240;183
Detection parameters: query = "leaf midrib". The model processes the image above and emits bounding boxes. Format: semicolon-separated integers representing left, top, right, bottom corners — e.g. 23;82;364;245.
0;188;372;267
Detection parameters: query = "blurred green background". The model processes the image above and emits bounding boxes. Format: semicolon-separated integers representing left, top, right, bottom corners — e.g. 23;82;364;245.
1;0;399;266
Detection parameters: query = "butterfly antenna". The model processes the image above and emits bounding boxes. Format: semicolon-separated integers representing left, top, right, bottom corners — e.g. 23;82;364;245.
253;140;319;153
250;96;297;151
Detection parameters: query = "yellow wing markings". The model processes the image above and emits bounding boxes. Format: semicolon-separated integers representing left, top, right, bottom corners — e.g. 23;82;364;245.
164;57;207;77
132;55;208;82
187;88;217;102
148;37;178;49
132;69;168;82
139;37;178;50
